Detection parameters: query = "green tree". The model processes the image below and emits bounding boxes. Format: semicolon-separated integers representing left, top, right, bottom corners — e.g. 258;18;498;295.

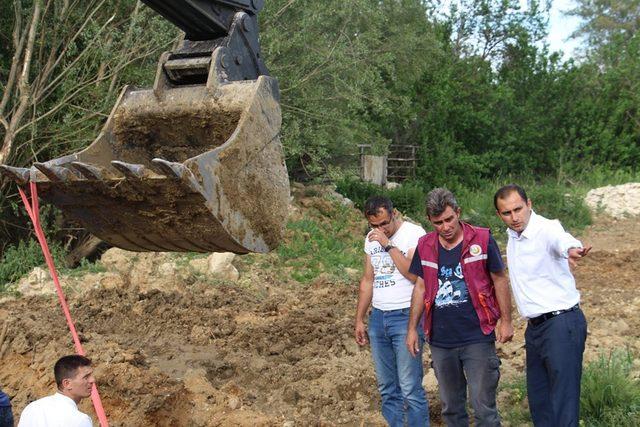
569;0;640;58
260;0;438;178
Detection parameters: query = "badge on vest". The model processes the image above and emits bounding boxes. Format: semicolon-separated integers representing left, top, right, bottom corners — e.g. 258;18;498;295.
469;244;482;256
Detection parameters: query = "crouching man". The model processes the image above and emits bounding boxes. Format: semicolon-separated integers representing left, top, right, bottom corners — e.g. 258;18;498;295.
18;355;95;427
406;188;513;426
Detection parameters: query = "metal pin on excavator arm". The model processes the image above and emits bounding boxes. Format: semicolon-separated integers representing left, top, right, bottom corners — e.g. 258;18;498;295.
1;0;289;254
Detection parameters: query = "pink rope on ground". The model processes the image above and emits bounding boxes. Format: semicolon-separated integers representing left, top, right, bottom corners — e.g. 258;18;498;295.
18;182;109;427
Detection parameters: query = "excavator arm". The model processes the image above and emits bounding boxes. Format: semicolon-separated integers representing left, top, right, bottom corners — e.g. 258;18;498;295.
1;0;289;254
142;0;270;85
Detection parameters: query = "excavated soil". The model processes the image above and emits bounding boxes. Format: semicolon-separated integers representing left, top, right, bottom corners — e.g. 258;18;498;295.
0;187;639;426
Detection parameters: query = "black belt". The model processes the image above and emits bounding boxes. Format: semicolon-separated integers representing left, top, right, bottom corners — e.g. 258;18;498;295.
528;304;580;327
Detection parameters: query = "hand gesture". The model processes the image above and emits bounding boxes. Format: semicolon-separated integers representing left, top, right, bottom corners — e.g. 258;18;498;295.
367;229;389;247
568;245;592;269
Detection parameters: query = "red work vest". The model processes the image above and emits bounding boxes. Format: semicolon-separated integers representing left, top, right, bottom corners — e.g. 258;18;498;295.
416;222;501;338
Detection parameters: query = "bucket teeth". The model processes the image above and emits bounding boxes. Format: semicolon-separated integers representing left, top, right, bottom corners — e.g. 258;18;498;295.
69;162;110;180
0;165;31;185
151;158;201;192
34;163;80;182
110;161;151;179
151;158;189;179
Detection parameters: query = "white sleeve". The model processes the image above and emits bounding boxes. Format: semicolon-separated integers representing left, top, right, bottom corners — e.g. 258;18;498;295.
406;225;426;248
17;403;38;427
547;219;582;258
78;414;93;427
69;413;93;427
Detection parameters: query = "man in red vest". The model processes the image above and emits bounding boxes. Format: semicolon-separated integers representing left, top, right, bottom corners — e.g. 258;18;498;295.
406;188;513;426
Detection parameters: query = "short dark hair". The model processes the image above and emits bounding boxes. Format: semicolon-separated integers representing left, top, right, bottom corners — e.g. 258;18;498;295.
493;184;528;210
426;188;459;218
364;195;393;217
54;355;92;388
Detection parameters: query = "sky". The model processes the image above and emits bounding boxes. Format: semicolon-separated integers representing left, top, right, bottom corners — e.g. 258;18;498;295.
546;0;585;60
437;0;587;61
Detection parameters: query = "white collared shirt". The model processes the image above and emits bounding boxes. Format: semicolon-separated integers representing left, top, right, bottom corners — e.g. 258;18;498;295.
18;392;92;427
505;211;582;319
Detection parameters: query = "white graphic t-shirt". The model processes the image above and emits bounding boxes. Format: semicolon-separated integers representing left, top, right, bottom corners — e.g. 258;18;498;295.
364;221;426;310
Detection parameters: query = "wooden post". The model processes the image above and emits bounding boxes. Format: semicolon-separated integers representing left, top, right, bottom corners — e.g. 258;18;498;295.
362;155;387;185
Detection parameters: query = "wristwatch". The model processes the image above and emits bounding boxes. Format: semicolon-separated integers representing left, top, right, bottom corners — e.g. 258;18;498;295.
384;243;396;252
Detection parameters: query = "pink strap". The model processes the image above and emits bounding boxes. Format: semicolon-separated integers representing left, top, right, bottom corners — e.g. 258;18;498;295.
18;182;109;427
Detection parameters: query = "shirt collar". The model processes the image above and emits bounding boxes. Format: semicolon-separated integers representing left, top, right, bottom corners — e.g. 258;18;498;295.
54;392;79;408
507;210;540;240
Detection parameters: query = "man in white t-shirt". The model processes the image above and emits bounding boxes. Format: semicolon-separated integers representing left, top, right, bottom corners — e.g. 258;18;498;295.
18;355;95;427
355;196;429;426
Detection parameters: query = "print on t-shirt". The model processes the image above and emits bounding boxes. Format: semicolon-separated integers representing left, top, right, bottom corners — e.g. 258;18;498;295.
370;247;403;289
435;262;470;307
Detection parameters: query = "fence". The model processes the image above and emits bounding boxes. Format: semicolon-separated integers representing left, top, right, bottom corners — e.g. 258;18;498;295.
358;144;418;183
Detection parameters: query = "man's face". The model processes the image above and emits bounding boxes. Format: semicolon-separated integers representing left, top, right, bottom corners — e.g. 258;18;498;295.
367;208;397;238
428;205;461;243
62;366;95;402
496;191;532;233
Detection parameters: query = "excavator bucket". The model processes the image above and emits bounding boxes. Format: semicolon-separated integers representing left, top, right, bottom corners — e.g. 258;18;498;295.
0;1;290;253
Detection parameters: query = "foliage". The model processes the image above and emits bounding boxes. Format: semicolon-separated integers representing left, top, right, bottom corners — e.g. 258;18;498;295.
64;258;107;277
499;376;532;425
260;0;437;178
276;201;362;283
335;178;427;221
581;349;640;426
499;350;640;426
568;0;640;58
0;238;65;291
0;0;639;265
433;0;550;63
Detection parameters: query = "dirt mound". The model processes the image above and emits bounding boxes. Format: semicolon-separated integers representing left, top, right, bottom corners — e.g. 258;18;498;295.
585;182;640;218
1;186;639;425
0;280;386;426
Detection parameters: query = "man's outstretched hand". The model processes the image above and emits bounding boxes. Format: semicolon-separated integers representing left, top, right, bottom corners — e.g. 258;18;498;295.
568;245;592;268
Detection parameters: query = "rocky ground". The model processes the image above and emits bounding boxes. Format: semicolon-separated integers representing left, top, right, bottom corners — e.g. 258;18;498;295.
0;184;638;426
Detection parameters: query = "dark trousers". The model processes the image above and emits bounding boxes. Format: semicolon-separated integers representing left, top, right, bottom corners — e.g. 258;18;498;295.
0;406;13;427
430;342;501;427
525;308;587;427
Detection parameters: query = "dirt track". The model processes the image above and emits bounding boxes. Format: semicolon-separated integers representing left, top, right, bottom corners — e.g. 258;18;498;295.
0;197;638;426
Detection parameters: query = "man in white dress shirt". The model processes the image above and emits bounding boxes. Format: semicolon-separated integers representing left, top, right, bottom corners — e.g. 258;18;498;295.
18;355;95;427
494;184;591;427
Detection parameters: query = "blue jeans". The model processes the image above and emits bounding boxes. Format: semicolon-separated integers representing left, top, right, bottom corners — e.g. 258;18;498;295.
430;342;501;427
525;308;587;427
368;307;430;427
0;406;13;427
